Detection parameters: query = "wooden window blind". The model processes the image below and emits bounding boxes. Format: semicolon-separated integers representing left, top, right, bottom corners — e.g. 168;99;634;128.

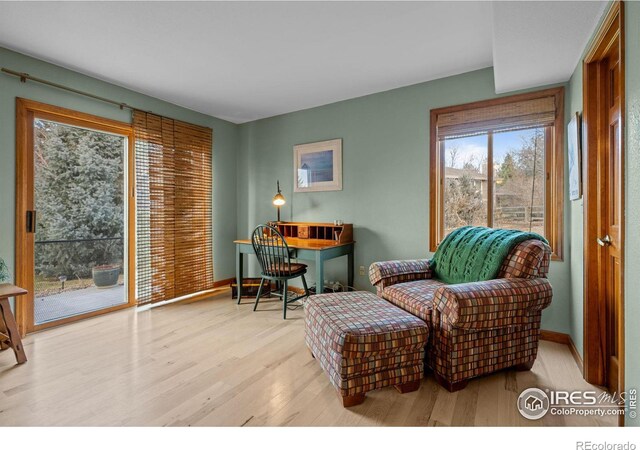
436;95;557;140
133;111;214;304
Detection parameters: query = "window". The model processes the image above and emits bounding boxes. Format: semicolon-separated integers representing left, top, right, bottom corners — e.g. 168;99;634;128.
430;88;564;259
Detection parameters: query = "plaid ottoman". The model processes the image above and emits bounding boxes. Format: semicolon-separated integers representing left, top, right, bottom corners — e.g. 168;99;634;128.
304;291;429;407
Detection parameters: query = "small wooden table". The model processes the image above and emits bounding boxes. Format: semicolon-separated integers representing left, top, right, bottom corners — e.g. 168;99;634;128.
234;237;355;297
0;283;28;364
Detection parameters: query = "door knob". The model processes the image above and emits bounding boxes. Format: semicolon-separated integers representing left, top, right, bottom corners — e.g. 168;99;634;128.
597;235;612;246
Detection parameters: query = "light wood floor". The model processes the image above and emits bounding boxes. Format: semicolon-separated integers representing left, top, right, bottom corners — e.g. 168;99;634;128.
0;290;616;426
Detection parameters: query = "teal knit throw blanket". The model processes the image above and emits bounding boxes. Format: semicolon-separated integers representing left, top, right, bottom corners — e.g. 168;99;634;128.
431;226;547;284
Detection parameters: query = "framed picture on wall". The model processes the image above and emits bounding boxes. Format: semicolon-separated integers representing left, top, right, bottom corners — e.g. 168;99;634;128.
294;138;343;192
567;112;582;201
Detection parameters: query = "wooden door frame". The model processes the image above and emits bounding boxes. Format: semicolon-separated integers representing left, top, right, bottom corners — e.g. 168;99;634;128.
15;98;136;334
582;0;625;393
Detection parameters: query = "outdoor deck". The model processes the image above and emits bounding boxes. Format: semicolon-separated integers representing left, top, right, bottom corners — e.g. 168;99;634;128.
34;285;126;325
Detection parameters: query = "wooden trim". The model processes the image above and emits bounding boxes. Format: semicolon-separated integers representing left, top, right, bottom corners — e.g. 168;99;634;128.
540;329;571;344
16;98;132;134
15;98;135;335
213;277;234;288
540;330;583;375
486;132;494;228
430;87;564;117
15;99;33;335
127;123;136;314
546;101;565;262
582;0;624;396
429;87;564;259
429;109;440;252
584;1;623;63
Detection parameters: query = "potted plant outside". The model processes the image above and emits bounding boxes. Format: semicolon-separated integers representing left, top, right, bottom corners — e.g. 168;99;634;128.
92;264;120;288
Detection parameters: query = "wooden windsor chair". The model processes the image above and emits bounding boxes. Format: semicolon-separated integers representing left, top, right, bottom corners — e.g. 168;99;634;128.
251;225;310;319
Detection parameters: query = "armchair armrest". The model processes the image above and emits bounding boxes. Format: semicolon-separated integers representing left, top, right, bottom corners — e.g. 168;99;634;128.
433;278;552;330
368;259;433;289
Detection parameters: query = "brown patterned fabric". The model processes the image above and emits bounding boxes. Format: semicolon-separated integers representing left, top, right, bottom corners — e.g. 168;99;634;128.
368;259;432;294
369;238;553;388
323;348;425;379
305;291;429;358
433;278;552;330
498;239;550;278
304;291;429;398
381;279;446;323
428;313;543;383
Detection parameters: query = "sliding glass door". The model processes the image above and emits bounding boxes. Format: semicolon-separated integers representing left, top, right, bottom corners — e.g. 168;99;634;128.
15;99;135;333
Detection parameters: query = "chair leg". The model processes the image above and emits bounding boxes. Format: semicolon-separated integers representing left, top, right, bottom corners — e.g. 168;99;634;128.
394;380;421;394
253;277;265;311
340;392;366;408
301;274;310;298
283;280;288;320
433;372;468;392
0;299;27;364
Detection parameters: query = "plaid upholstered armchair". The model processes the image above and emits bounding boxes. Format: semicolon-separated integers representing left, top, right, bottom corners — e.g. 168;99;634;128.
369;239;553;392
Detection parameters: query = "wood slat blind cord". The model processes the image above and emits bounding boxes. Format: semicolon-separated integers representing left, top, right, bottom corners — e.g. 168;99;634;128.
134;111;214;305
437;96;557;140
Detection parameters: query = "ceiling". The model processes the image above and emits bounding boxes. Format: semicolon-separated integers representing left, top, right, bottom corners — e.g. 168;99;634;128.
0;1;606;124
492;1;608;93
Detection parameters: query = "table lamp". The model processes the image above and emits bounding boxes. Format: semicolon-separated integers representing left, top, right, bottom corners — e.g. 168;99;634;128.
272;180;286;222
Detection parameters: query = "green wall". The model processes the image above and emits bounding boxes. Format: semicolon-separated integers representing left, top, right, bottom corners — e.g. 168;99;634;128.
0;47;240;300
567;39;587;360
237;67;573;334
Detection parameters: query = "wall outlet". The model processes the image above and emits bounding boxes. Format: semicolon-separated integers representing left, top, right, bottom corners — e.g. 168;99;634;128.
359;265;366;276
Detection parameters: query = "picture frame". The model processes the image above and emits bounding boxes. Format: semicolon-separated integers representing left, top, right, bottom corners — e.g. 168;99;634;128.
567;112;582;201
293;138;342;192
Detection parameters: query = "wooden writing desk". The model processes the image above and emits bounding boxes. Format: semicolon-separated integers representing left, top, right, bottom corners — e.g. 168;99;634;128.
235;222;355;296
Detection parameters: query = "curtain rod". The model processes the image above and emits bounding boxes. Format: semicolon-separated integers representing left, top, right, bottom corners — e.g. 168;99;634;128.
2;67;214;127
2;67;133;111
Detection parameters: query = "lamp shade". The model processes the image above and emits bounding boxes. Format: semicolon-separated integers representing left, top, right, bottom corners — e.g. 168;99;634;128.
272;193;286;206
273;180;285;206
